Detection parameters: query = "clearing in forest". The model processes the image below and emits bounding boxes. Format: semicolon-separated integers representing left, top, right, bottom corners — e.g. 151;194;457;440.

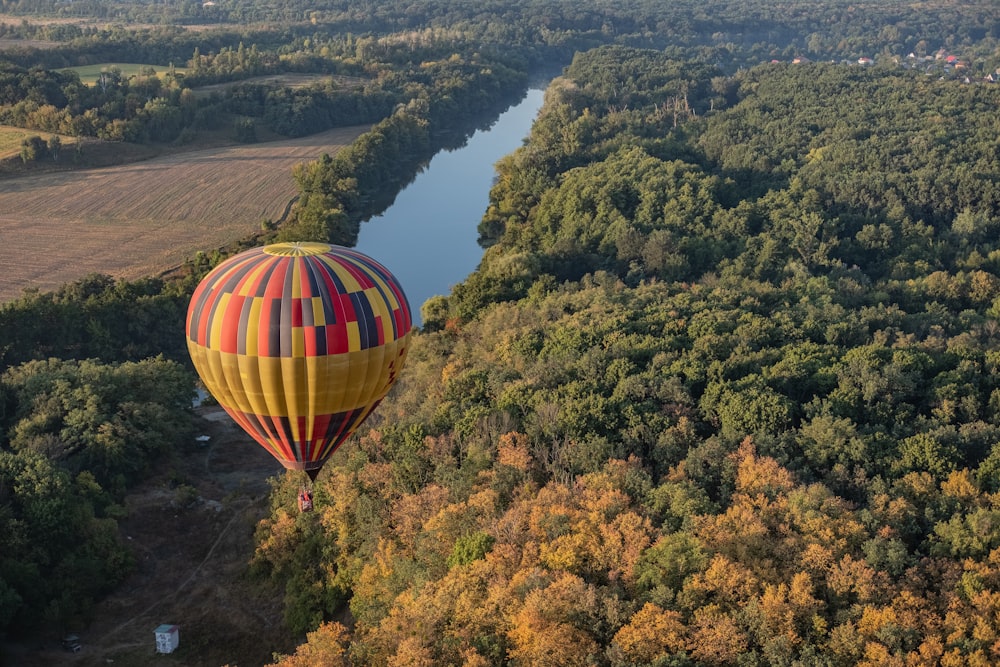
0;125;76;159
65;63;189;85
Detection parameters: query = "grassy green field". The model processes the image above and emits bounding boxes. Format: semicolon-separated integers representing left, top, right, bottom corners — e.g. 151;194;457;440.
65;62;187;85
0;126;73;159
0;126;29;157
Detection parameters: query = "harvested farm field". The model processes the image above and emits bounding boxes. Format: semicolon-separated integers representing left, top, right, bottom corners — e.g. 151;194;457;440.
0;125;366;301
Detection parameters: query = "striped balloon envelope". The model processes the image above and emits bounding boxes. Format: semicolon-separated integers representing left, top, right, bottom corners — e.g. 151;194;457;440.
186;242;412;480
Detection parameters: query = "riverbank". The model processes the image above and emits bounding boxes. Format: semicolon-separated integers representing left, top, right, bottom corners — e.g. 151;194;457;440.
356;87;546;325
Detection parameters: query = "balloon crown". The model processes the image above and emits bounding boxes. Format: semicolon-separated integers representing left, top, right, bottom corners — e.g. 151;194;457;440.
262;241;333;257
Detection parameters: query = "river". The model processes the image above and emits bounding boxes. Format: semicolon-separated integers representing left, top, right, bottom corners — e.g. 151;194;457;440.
354;88;545;326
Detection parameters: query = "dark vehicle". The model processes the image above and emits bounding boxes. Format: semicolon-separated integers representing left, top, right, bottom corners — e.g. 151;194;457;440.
62;635;81;652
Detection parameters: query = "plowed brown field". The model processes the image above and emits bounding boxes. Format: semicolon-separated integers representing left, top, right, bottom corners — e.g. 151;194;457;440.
0;125;366;301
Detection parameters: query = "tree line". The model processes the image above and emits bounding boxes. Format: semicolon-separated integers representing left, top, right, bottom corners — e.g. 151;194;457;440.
3;0;999;74
0;27;535;154
264;0;1000;70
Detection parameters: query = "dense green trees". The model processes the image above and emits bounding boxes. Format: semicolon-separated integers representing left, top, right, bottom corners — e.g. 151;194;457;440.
262;46;1000;665
0;272;198;637
2;357;193;487
0;274;190;367
0;356;194;635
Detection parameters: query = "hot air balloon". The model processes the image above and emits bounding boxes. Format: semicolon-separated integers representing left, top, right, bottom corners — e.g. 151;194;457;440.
186;242;412;485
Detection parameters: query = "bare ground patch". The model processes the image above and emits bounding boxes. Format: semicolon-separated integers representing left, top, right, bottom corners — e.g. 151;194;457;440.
0;125;367;301
0;37;60;49
2;405;298;667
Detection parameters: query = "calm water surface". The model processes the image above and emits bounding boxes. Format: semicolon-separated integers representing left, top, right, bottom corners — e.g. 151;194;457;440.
355;88;545;325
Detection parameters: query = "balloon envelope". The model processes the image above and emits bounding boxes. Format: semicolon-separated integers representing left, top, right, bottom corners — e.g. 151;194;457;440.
186;242;412;479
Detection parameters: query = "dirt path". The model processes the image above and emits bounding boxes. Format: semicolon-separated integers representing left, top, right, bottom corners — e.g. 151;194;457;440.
3;405;300;667
98;507;244;646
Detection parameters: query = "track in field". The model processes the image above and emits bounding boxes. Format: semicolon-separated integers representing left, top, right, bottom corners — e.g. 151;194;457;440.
0;125;366;301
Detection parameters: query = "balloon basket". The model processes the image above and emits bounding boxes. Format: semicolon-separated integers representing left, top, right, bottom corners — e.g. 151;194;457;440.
298;487;314;513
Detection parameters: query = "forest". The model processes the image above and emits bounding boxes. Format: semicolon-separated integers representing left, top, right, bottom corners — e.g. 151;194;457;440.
2;0;1000;665
253;48;1000;665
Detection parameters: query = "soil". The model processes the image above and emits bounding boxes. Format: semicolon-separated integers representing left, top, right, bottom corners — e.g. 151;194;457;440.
2;405;303;667
0;123;367;302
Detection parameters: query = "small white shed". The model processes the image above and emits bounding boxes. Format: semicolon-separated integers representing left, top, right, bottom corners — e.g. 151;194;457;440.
154;624;179;654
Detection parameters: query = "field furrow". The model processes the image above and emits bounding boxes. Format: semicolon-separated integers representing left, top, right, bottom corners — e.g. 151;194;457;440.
0;125;367;301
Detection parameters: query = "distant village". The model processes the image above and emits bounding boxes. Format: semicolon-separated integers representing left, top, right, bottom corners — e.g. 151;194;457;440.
776;48;1000;83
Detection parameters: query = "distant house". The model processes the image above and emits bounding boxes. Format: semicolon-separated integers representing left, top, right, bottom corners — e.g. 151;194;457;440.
858;57;874;66
792;56;811;64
